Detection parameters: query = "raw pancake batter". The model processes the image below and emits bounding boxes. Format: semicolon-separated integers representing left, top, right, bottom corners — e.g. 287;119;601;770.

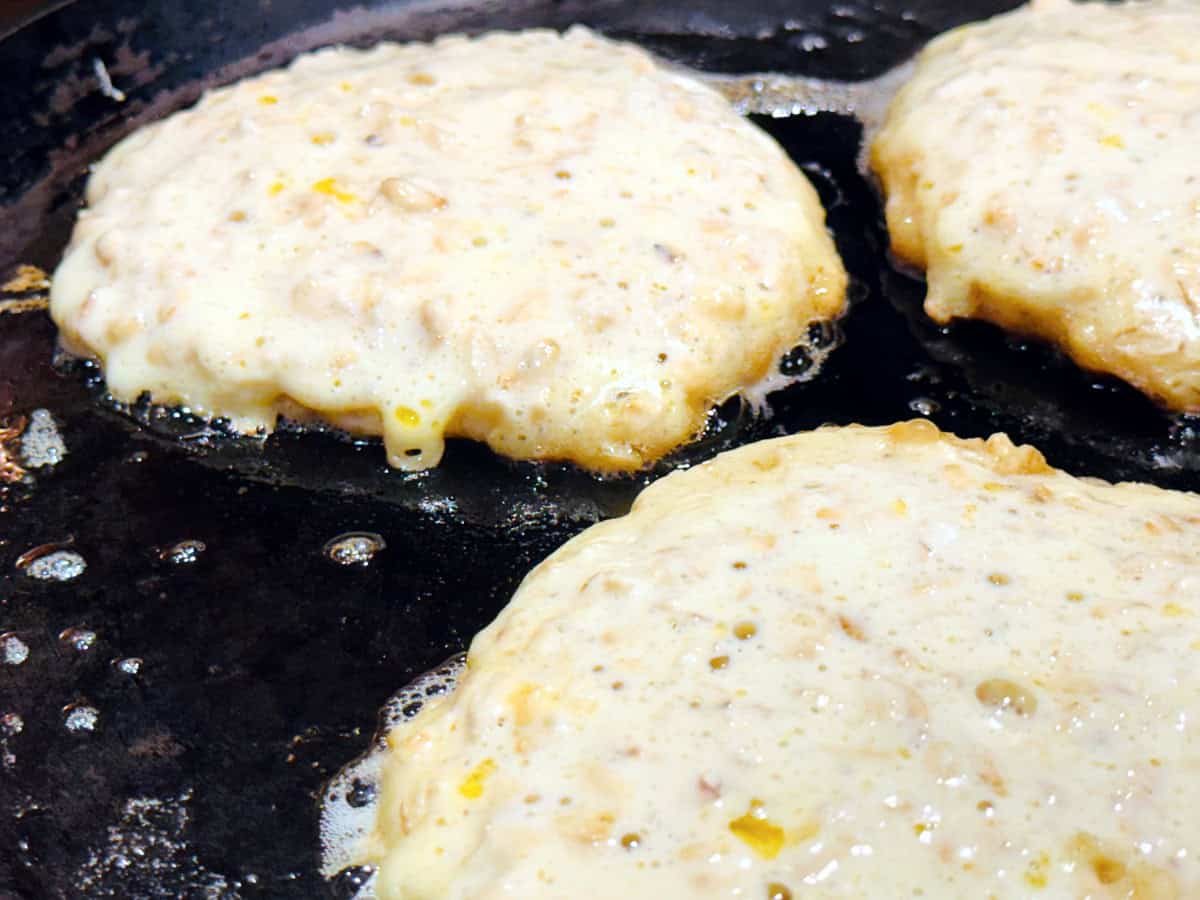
51;27;846;471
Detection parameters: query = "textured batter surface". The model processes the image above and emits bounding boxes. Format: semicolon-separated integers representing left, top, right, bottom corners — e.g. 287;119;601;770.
50;27;846;472
871;0;1200;411
361;420;1200;898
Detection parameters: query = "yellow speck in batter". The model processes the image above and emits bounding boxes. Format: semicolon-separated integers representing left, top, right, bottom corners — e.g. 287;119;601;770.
729;801;785;859
458;758;497;799
312;177;357;204
394;406;421;427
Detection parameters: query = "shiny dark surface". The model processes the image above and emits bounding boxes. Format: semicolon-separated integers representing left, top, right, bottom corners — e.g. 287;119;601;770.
2;1;1196;897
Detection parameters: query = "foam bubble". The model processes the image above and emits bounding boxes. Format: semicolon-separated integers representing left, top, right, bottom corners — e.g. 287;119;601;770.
63;703;100;734
160;539;207;565
59;626;97;652
318;654;466;896
909;397;941;416
0;711;22;771
23;549;87;582
740;319;846;416
1;633;29;666
19;408;66;469
75;788;239;895
324;532;387;566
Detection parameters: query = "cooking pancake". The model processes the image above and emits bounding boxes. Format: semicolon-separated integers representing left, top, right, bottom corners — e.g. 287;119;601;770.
48;26;847;473
871;0;1200;412
347;419;1200;899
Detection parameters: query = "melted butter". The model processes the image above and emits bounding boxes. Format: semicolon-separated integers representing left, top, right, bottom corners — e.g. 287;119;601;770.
49;27;845;472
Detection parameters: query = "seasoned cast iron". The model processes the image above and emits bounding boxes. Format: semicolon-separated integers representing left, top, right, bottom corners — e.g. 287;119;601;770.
1;1;1196;897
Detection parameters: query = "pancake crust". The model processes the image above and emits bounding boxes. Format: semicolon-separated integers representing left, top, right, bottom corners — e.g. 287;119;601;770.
49;27;846;472
363;420;1200;898
871;0;1200;411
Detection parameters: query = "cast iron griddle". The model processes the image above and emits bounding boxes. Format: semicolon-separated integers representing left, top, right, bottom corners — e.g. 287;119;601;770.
2;1;1198;897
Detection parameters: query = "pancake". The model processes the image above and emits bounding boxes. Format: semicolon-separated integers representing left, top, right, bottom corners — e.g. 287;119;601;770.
344;420;1200;898
870;0;1200;412
49;27;847;472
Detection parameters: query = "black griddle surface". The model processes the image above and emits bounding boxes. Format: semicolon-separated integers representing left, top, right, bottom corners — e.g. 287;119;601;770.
1;1;1198;897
